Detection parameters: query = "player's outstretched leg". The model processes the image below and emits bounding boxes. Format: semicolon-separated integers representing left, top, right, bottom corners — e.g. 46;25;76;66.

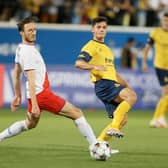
0;112;40;142
0;120;28;142
59;102;97;145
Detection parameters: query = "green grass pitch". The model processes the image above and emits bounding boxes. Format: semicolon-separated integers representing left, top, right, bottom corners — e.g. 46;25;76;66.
0;108;168;168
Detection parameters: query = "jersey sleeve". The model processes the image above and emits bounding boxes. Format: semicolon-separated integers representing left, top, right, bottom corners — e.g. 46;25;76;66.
150;29;156;39
77;51;92;62
15;46;21;63
20;49;36;71
147;29;156;45
77;43;94;62
15;54;19;63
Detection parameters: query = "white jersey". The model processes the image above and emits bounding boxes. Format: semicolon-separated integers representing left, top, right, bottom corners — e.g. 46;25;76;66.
15;43;49;98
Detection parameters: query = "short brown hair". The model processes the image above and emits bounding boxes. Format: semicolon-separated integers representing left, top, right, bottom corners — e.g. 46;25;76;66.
91;17;108;27
17;17;37;32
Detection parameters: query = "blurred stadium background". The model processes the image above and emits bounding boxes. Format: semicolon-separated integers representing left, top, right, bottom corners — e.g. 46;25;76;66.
0;0;165;110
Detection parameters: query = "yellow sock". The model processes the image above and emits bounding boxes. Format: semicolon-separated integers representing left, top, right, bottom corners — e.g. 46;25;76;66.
153;96;168;120
110;101;131;129
97;101;131;141
97;124;112;141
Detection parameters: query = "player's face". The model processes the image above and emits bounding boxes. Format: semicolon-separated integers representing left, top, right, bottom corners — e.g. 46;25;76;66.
92;21;107;42
161;16;168;30
22;22;37;43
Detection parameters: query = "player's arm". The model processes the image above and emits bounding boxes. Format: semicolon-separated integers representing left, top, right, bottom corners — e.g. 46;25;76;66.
142;37;153;72
75;49;107;71
75;59;95;70
75;59;106;71
25;70;40;117
116;72;131;89
11;63;22;112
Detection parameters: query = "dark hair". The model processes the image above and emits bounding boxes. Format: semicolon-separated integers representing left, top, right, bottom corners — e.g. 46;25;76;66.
127;37;135;43
17;17;37;32
163;12;168;17
91;17;108;27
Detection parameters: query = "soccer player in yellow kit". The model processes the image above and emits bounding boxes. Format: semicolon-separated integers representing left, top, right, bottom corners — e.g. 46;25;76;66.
75;17;137;141
142;13;168;128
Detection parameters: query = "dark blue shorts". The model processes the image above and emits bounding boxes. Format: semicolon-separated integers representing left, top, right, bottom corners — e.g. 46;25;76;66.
155;67;168;86
95;79;125;118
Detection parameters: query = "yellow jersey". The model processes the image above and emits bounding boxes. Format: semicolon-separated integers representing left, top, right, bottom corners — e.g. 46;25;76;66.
78;40;118;82
150;27;168;70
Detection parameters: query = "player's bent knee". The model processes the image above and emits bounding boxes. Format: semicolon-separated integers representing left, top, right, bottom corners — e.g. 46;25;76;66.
132;92;137;104
128;90;137;105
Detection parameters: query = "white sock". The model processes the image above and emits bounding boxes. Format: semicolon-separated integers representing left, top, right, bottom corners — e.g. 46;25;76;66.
74;116;97;145
0;120;28;140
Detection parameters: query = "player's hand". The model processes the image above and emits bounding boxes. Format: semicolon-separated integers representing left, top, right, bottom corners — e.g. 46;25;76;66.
93;65;107;71
142;62;148;72
11;96;21;112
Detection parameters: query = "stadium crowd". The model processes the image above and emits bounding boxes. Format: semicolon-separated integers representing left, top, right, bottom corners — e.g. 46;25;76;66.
0;0;168;26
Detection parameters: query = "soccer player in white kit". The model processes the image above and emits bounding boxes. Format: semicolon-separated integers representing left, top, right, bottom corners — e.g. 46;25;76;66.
0;17;97;148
